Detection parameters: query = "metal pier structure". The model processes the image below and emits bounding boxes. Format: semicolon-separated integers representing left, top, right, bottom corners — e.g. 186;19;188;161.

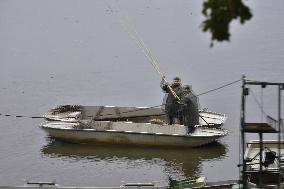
240;76;284;188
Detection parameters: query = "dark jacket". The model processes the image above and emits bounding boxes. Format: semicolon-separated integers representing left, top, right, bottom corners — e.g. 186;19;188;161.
183;92;199;127
161;84;183;116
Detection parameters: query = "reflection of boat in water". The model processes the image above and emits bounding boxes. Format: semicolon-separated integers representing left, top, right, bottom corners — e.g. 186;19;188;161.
41;105;228;147
41;141;227;178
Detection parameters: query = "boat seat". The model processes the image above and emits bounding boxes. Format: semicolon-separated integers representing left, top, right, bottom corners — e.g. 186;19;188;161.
149;118;165;125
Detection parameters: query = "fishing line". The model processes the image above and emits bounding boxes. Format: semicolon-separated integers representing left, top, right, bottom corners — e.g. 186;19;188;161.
0;113;44;119
109;2;180;101
196;79;241;97
250;88;267;117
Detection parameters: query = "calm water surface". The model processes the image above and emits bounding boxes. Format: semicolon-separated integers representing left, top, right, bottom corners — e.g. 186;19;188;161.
0;0;283;187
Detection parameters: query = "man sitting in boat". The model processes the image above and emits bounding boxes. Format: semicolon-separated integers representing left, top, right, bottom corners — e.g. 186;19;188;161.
160;76;184;125
183;85;199;133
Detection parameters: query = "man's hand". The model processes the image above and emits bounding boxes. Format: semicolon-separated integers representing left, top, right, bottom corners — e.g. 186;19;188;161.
160;76;168;87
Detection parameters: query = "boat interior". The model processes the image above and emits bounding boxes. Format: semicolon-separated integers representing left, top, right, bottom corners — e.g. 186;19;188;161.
245;140;284;186
46;105;226;127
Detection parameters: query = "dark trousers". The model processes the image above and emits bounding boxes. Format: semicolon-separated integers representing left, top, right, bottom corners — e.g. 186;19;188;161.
167;114;184;125
184;115;196;133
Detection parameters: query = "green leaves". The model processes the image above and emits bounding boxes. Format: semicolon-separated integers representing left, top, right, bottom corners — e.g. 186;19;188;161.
202;0;252;46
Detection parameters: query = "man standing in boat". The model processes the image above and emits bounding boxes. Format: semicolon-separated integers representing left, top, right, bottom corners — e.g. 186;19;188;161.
160;76;184;125
183;85;199;133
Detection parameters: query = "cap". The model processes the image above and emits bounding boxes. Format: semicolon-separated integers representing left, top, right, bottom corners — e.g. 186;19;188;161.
173;77;181;81
183;85;191;90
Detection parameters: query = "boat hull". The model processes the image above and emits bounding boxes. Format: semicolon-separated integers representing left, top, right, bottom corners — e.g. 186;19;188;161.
41;126;225;147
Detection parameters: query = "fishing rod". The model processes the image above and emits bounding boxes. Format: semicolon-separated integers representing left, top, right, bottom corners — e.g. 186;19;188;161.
111;4;180;101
